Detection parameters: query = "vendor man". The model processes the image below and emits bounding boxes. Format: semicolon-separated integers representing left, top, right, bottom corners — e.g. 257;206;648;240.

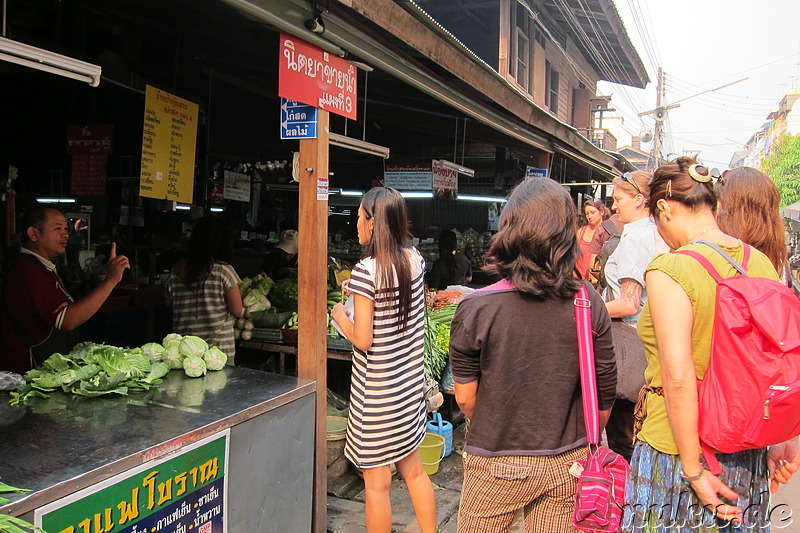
0;206;130;373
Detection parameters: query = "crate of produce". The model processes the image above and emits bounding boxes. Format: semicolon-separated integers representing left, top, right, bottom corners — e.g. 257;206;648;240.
249;328;284;343
250;309;294;328
326;333;353;352
281;328;299;345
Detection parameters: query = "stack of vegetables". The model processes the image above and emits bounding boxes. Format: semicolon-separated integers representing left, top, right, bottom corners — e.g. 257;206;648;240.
10;334;228;405
423;299;460;381
269;278;299;310
239;272;275;316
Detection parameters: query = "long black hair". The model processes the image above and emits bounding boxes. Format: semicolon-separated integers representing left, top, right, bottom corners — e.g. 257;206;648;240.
184;216;232;291
360;187;413;328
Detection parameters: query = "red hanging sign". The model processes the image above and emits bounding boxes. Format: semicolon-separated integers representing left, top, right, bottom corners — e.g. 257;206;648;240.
278;32;358;120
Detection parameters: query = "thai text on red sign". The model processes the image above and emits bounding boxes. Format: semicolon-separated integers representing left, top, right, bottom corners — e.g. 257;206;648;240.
278;32;358;120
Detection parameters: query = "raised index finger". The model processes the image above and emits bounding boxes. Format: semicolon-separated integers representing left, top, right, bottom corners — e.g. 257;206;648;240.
110;242;117;259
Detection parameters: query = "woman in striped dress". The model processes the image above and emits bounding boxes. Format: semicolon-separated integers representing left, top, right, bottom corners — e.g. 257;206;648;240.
330;187;436;533
166;216;243;362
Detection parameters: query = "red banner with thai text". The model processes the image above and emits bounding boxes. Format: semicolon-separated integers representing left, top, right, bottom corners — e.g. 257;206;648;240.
278;33;358;120
67;124;113;196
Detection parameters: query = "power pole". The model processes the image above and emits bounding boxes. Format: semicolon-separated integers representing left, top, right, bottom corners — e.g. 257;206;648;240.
653;67;663;169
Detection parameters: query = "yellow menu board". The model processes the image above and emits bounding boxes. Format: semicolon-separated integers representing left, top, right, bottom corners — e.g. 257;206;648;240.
139;85;198;203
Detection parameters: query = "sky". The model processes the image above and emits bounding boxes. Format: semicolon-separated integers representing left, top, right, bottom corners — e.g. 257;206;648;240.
597;0;800;169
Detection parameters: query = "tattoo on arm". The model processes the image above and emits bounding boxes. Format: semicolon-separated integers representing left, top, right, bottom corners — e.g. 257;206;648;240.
620;279;643;309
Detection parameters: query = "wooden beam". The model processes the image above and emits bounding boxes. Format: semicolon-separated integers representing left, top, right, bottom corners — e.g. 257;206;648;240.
297;110;330;533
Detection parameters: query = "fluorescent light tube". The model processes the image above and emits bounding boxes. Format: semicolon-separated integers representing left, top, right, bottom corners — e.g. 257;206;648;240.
0;37;102;87
399;192;433;199
458;194;507;203
438;159;475;177
329;133;390;159
36;198;76;203
175;205;191;210
210;207;224;212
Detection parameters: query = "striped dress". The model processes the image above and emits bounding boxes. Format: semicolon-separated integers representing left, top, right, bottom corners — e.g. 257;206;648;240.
344;247;427;468
166;261;241;361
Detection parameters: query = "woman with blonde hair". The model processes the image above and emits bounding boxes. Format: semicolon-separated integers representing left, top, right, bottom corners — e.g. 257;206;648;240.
602;170;666;461
715;166;789;282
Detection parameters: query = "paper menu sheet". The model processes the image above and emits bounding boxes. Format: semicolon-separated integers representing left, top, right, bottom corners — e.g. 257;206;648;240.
332;295;354;338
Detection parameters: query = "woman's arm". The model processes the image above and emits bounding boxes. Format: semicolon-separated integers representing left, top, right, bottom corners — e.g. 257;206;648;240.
647;270;743;520
454;381;478;420
226;285;243;318
331;293;374;352
605;278;642;318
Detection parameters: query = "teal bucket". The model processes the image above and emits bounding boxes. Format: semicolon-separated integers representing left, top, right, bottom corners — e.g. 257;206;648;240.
426;413;453;457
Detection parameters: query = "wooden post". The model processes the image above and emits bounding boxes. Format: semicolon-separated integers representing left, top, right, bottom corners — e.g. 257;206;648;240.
297;109;330;533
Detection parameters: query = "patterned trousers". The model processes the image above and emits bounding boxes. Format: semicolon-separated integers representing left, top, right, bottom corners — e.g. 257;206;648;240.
457;447;585;532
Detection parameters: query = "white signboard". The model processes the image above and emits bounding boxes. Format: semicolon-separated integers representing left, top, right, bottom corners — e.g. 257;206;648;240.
432;159;458;200
384;163;432;191
223;170;251;202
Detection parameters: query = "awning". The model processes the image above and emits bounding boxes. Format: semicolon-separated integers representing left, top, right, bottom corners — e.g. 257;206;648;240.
781;201;800;222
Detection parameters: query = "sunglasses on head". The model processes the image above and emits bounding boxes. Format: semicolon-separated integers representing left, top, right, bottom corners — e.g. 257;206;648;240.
621;172;643;195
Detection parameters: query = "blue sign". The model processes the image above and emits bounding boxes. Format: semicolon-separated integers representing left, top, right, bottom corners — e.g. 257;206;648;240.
280;98;318;139
525;166;548;178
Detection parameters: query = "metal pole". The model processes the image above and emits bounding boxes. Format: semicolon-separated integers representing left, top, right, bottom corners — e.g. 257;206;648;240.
653;67;663;170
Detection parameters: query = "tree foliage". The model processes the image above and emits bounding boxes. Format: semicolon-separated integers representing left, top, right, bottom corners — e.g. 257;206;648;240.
762;134;800;208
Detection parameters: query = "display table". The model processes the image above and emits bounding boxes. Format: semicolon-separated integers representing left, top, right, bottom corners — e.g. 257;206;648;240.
0;367;315;532
238;340;353;375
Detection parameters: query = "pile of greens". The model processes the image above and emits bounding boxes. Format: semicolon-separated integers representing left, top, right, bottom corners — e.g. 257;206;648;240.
269;278;299;309
423;304;458;380
9;334;228;405
1;483;44;532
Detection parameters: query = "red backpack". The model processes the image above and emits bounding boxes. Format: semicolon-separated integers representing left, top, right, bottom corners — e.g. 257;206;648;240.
677;241;800;474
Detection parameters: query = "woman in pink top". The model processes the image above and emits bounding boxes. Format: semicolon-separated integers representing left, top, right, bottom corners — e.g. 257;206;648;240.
576;199;608;279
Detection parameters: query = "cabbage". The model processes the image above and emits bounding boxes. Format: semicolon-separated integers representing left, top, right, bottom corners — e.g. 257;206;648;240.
183;355;207;378
141;342;165;361
243;290;263;308
163;333;183;345
245;293;271;313
162;340;184;369
203;347;228;371
179;336;209;357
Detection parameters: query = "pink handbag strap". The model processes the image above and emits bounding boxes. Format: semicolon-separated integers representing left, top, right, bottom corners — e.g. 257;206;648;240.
575;285;600;445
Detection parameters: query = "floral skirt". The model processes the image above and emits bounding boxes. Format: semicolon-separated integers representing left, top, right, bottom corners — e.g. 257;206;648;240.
623;441;773;532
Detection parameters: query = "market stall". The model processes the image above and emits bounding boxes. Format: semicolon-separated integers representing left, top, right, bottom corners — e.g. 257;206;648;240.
0;366;315;532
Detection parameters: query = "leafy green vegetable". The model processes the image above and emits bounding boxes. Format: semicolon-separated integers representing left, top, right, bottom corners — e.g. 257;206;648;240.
203;347;227;371
179;336;208;358
183;355;207;378
141;342;165;361
162;340;184;369
163;333;183;345
270;278;299;309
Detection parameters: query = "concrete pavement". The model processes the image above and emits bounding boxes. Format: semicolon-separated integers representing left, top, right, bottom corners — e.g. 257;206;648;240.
326;421;799;532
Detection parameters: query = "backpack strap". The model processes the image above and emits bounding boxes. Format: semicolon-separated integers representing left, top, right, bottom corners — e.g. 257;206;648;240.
601;218;621;238
574;285;600;445
675;241;751;283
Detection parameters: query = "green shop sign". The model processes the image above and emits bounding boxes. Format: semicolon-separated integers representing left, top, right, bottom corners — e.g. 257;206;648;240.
35;431;229;533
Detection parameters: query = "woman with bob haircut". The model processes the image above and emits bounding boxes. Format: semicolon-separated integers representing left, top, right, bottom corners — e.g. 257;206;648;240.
626;157;799;531
330;187;436;533
715;166;790;283
449;177;617;532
